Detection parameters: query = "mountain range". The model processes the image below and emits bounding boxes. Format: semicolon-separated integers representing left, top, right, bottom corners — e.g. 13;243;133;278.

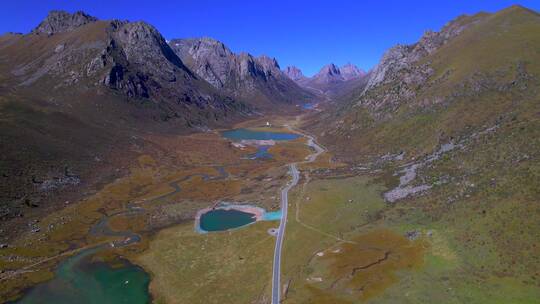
169;37;312;108
284;63;367;97
1;5;539;303
0;10;310;221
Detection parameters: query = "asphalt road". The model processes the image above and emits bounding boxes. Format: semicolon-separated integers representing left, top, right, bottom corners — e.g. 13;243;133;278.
271;133;324;304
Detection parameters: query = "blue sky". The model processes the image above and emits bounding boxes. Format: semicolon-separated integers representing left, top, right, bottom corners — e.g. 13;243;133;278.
1;1;538;76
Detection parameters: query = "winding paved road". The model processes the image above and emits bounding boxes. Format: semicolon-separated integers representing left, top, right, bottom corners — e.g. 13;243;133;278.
271;131;325;304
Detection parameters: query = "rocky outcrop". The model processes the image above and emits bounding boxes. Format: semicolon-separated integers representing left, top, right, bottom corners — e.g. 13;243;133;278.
358;43;434;111
284;66;306;82
169;37;234;88
32;10;98;35
311;63;344;84
340;63;366;80
169;37;312;106
11;11;247;123
255;55;281;77
103;20;202;103
363;13;486;97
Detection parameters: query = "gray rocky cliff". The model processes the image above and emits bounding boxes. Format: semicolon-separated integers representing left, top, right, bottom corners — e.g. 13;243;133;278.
32;10;98;35
284;66;306;82
364;14;484;94
169;37;312;105
15;11;246;124
340;63;366;80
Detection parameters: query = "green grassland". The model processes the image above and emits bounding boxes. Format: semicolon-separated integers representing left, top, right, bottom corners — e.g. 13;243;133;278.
138;220;276;304
299;7;539;302
279;142;538;303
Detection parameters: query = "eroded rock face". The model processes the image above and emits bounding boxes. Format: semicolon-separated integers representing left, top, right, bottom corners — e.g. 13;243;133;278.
170;37;235;88
170;37;276;85
170;37;311;105
364;15;482;95
284;66;306;82
256;55;281;77
104;21;199;100
351;14;489;114
32;10;98;35
340;63;366;80
14;11;246;123
311;63;344;84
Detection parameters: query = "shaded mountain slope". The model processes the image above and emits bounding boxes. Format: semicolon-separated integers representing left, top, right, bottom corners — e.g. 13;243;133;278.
0;11;249;222
309;5;539;159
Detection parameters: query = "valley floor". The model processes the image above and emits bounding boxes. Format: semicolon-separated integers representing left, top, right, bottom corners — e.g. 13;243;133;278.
1;113;538;304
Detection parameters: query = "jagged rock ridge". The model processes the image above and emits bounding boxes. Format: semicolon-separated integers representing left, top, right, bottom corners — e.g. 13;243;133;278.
284;66;306;82
360;11;490;110
11;12;247;121
284;63;367;96
169;37;313;107
340;63;366;80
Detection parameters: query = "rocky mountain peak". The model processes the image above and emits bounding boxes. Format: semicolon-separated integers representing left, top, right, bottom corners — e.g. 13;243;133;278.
172;37;235;61
112;21;185;70
32;10;98;35
309;63;344;85
169;37;311;106
284;62;366;96
284;66;305;81
169;37;238;88
340;63;366;80
319;63;341;76
256;55;281;74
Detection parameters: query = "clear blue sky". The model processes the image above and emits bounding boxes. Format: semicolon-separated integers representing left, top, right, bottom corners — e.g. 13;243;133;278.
1;0;538;76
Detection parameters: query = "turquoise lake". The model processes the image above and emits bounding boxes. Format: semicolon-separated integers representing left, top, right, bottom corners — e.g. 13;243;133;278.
221;128;300;141
199;209;257;232
14;246;150;304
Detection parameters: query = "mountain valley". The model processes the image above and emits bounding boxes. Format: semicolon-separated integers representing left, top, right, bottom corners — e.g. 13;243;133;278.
0;4;539;304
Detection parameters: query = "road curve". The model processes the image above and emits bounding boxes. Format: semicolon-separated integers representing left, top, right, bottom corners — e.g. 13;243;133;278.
271;131;325;304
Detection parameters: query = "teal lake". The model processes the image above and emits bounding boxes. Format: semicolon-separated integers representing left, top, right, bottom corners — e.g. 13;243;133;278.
198;206;282;233
14;246;150;304
199;209;257;232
